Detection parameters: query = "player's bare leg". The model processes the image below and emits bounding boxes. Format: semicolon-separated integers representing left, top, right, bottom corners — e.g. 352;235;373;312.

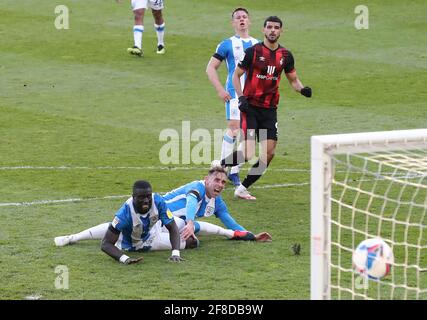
128;8;145;56
152;9;165;54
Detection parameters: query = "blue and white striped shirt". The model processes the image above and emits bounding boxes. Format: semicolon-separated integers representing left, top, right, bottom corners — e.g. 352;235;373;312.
162;180;245;231
213;35;259;98
111;193;174;251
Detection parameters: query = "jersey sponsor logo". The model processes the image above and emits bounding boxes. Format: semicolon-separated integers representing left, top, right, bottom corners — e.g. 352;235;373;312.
267;65;276;75
255;65;278;81
166;209;173;219
259;56;266;62
256;74;279;81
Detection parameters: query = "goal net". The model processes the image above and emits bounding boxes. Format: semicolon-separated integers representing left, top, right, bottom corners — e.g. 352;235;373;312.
311;129;427;300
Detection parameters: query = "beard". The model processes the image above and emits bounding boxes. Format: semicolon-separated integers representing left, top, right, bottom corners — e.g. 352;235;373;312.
265;34;280;44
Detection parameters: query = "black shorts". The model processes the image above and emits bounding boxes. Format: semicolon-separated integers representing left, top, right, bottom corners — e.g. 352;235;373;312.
240;105;278;141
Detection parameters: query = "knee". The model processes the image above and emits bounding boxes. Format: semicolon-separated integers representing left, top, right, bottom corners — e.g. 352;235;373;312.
152;10;163;24
134;9;144;21
227;123;240;136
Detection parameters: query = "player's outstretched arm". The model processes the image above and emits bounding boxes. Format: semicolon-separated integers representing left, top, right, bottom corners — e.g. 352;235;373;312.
165;220;185;262
101;225;143;265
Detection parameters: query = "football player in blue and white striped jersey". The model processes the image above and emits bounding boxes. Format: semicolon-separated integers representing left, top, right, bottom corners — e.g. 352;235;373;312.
54;170;271;263
206;8;259;187
163;167;271;242
55;180;193;264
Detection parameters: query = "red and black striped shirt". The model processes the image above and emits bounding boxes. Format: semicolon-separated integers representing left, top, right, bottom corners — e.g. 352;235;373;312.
239;42;295;109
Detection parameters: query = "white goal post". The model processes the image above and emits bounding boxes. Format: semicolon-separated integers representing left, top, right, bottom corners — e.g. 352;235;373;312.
311;129;427;300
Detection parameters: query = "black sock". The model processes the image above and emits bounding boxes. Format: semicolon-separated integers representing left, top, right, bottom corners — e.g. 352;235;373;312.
221;150;245;167
242;160;268;189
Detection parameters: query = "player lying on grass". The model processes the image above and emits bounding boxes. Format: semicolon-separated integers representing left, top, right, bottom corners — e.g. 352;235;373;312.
161;166;271;242
54;168;271;263
55;180;193;264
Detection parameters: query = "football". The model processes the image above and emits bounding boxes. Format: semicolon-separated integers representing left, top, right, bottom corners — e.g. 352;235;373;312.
352;238;394;279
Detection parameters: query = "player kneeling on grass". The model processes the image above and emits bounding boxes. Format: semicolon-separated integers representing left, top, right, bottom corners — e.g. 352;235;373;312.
55;180;195;264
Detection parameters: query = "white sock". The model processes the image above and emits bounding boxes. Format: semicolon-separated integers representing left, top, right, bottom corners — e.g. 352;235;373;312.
196;221;234;239
236;184;247;193
133;25;144;49
221;132;234;160
70;223;109;243
154;23;165;46
221;133;240;175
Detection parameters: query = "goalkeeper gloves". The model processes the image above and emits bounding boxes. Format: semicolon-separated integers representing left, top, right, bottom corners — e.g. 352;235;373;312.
300;87;312;98
238;96;250;113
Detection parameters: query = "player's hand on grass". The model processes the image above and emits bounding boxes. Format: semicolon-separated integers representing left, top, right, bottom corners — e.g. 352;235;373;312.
168;255;185;263
238;95;250;113
300;87;312;98
255;232;272;242
124;257;144;265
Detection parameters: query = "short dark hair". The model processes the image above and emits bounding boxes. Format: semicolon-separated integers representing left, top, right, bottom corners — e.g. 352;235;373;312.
264;16;283;28
133;180;152;192
232;7;249;18
208;166;227;176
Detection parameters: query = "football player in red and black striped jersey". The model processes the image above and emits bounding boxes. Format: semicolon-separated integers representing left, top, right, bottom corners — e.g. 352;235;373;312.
219;16;312;200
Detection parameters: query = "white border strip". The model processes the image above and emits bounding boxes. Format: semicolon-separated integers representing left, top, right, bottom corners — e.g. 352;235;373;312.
0;166;310;172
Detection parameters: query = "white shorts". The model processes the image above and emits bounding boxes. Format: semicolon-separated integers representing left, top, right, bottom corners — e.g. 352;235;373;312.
226;98;240;121
139;217;186;251
131;0;164;11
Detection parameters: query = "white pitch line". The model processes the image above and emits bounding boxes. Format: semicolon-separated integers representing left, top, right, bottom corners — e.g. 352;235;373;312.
0;182;309;207
0;195;129;207
251;182;309;189
0;165;310;172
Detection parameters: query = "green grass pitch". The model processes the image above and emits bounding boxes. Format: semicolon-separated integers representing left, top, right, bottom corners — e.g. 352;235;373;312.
0;0;426;299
